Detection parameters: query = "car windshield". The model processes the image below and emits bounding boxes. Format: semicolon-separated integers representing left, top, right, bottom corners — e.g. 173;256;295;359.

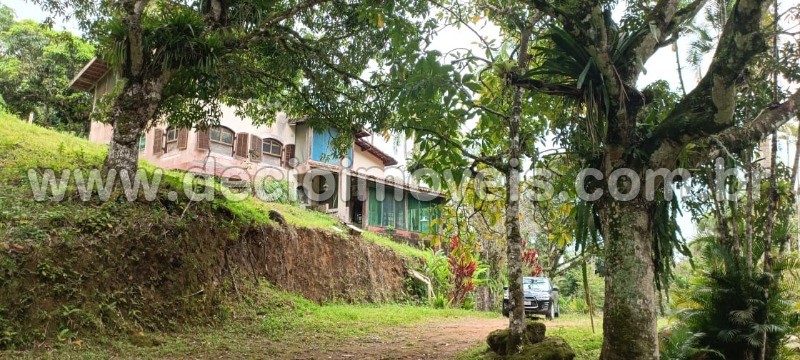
523;278;550;291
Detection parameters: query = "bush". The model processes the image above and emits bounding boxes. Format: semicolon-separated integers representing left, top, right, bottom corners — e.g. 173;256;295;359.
259;179;293;204
661;250;800;360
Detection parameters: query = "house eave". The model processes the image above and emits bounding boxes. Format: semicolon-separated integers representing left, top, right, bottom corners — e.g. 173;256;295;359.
69;58;110;92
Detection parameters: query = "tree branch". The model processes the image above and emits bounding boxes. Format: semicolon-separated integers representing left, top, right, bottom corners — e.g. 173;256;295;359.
642;0;771;168
508;74;582;98
406;125;507;170
704;88;800;161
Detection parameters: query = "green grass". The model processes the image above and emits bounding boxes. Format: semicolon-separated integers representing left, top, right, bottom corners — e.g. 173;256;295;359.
4;282;497;359
363;231;428;260
0;114;432;350
222;196;341;230
0;114;420;257
254;283;497;339
456;315;673;360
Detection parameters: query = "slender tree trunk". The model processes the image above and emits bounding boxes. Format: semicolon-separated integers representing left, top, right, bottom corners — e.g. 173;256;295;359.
746;150;755;269
599;197;658;360
582;259;595;334
504;164;525;354
504;22;532;355
760;132;779;360
791;123;800;250
102;76;169;178
761;5;780;355
673;42;687;97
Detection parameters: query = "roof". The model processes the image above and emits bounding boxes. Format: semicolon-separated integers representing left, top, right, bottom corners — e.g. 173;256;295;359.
354;138;398;166
69;58;110;92
348;171;445;199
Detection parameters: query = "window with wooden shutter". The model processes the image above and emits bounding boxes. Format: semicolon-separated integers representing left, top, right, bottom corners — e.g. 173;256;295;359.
177;128;189;150
283;144;296;167
235;132;249;158
249;135;263;162
153;128;163;156
197;129;210;150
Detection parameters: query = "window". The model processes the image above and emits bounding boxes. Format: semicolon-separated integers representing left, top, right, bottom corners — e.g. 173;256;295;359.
138;136;146;152
165;127;178;153
262;138;283;157
407;195;437;233
209;126;234;156
311;127;353;165
368;186;408;230
210;127;234;145
166;127;178;142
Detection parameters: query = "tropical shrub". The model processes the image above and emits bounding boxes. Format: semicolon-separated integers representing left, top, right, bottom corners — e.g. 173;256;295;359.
662;244;800;360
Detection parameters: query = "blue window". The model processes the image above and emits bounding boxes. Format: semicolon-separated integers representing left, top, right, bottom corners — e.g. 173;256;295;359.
311;127;352;166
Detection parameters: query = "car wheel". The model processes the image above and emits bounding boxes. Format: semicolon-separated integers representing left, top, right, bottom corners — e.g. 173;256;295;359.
546;303;555;320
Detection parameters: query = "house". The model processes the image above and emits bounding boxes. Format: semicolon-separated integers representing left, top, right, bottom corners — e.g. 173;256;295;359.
70;58;443;238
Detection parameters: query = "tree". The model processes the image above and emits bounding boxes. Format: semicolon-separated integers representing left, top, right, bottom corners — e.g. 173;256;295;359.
0;4;13;31
508;0;799;357
0;11;94;134
32;0;431;177
394;0;799;358
393;4;557;351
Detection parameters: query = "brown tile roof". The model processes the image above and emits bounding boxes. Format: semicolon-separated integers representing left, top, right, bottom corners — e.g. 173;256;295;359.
354;138;398;166
69;58;110;92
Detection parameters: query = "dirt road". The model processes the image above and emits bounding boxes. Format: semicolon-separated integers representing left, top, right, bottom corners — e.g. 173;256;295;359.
282;317;507;360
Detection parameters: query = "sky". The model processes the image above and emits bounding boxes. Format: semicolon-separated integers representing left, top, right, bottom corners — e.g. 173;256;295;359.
4;0;798;239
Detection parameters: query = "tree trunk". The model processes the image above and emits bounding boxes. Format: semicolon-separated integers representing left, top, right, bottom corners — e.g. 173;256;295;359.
760;132;779;360
746;150;755;269
599;198;658;360
791;123;800;250
582;259;596;334
102;76;169;178
504;165;525;354
504;21;532;355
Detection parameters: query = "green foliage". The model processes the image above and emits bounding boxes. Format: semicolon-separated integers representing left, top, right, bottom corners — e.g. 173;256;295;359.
421;249;453;304
33;0;436;158
662;243;800;360
0;14;94;135
557;263;605;315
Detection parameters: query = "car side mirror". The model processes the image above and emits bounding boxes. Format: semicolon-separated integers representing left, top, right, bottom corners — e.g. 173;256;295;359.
552;286;559;291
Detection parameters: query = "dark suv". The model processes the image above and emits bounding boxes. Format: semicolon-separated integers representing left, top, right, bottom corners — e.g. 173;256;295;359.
502;277;559;320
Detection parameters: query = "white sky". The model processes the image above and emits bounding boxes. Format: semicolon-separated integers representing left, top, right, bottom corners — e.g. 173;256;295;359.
5;0;798;239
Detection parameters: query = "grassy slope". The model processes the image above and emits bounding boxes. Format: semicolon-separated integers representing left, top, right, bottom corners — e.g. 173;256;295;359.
0;113;421;257
0;114;434;349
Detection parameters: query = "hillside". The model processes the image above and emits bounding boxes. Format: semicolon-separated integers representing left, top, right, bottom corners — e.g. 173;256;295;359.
0;114;427;348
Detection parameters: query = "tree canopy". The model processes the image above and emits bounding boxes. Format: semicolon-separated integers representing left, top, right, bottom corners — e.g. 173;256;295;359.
0;5;94;134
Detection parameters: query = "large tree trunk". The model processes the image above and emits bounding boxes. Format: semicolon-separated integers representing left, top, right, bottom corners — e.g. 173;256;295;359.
599;197;658;360
102;76;169;177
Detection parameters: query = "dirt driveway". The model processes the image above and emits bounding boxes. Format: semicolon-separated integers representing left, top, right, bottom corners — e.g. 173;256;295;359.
276;317;507;360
